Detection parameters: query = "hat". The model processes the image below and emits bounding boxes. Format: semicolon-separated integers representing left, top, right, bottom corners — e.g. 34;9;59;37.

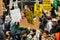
52;18;58;22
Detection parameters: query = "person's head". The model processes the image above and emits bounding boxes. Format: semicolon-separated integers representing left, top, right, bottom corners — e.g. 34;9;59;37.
21;11;26;17
2;2;6;11
43;31;49;38
5;15;11;23
5;31;11;37
45;11;51;18
30;29;36;36
0;2;5;16
24;5;29;10
52;18;58;26
20;30;27;37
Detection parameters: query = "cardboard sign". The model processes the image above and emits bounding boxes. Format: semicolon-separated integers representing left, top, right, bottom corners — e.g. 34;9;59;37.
34;4;42;18
43;0;51;11
10;8;21;22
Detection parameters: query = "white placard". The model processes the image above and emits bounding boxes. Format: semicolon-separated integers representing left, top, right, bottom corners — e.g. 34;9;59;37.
10;8;21;22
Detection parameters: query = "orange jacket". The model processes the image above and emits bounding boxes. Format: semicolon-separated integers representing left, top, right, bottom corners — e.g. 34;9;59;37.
55;32;60;40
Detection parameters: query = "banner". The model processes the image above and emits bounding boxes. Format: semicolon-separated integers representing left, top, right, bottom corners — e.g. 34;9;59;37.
25;9;33;24
34;4;42;18
43;0;51;11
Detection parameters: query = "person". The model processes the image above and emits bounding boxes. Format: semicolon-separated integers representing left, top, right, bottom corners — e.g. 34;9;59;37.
39;11;52;31
57;6;60;26
10;21;20;40
57;5;60;14
4;15;11;31
24;5;34;24
50;18;60;33
44;11;52;33
41;31;54;40
39;29;43;40
5;31;13;40
46;20;52;33
20;30;30;40
27;29;37;40
0;16;5;31
51;4;56;18
21;11;27;21
0;30;5;40
2;3;6;23
50;18;60;40
39;17;47;31
57;0;60;5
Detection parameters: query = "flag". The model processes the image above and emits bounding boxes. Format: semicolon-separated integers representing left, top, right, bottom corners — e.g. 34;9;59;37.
53;0;58;11
25;9;34;24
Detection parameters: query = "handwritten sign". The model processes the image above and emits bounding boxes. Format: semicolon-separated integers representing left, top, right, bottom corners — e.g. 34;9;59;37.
43;0;51;11
34;4;42;18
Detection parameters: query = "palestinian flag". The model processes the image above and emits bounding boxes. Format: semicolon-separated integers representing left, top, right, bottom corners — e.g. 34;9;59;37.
53;0;58;11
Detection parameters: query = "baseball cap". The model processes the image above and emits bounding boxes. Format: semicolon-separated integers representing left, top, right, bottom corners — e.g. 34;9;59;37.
52;18;58;22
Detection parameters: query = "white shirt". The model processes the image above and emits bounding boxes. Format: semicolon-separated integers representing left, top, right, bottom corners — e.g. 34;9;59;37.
46;20;52;32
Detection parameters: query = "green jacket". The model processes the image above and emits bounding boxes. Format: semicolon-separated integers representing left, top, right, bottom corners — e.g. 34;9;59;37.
10;22;20;35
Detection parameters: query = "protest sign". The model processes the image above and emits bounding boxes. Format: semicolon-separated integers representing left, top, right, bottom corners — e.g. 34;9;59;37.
43;0;51;11
10;8;21;22
34;4;42;18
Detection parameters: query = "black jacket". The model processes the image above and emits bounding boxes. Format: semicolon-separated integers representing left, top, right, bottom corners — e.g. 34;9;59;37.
50;25;60;34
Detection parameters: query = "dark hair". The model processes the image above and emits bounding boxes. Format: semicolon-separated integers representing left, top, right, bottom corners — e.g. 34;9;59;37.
17;22;19;26
42;18;47;26
43;31;49;35
30;29;36;33
30;29;36;35
24;5;31;10
20;30;26;35
15;22;19;26
5;31;12;38
24;12;26;17
0;31;4;40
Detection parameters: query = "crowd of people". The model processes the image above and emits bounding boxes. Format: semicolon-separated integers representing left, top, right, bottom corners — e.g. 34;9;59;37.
0;0;60;40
